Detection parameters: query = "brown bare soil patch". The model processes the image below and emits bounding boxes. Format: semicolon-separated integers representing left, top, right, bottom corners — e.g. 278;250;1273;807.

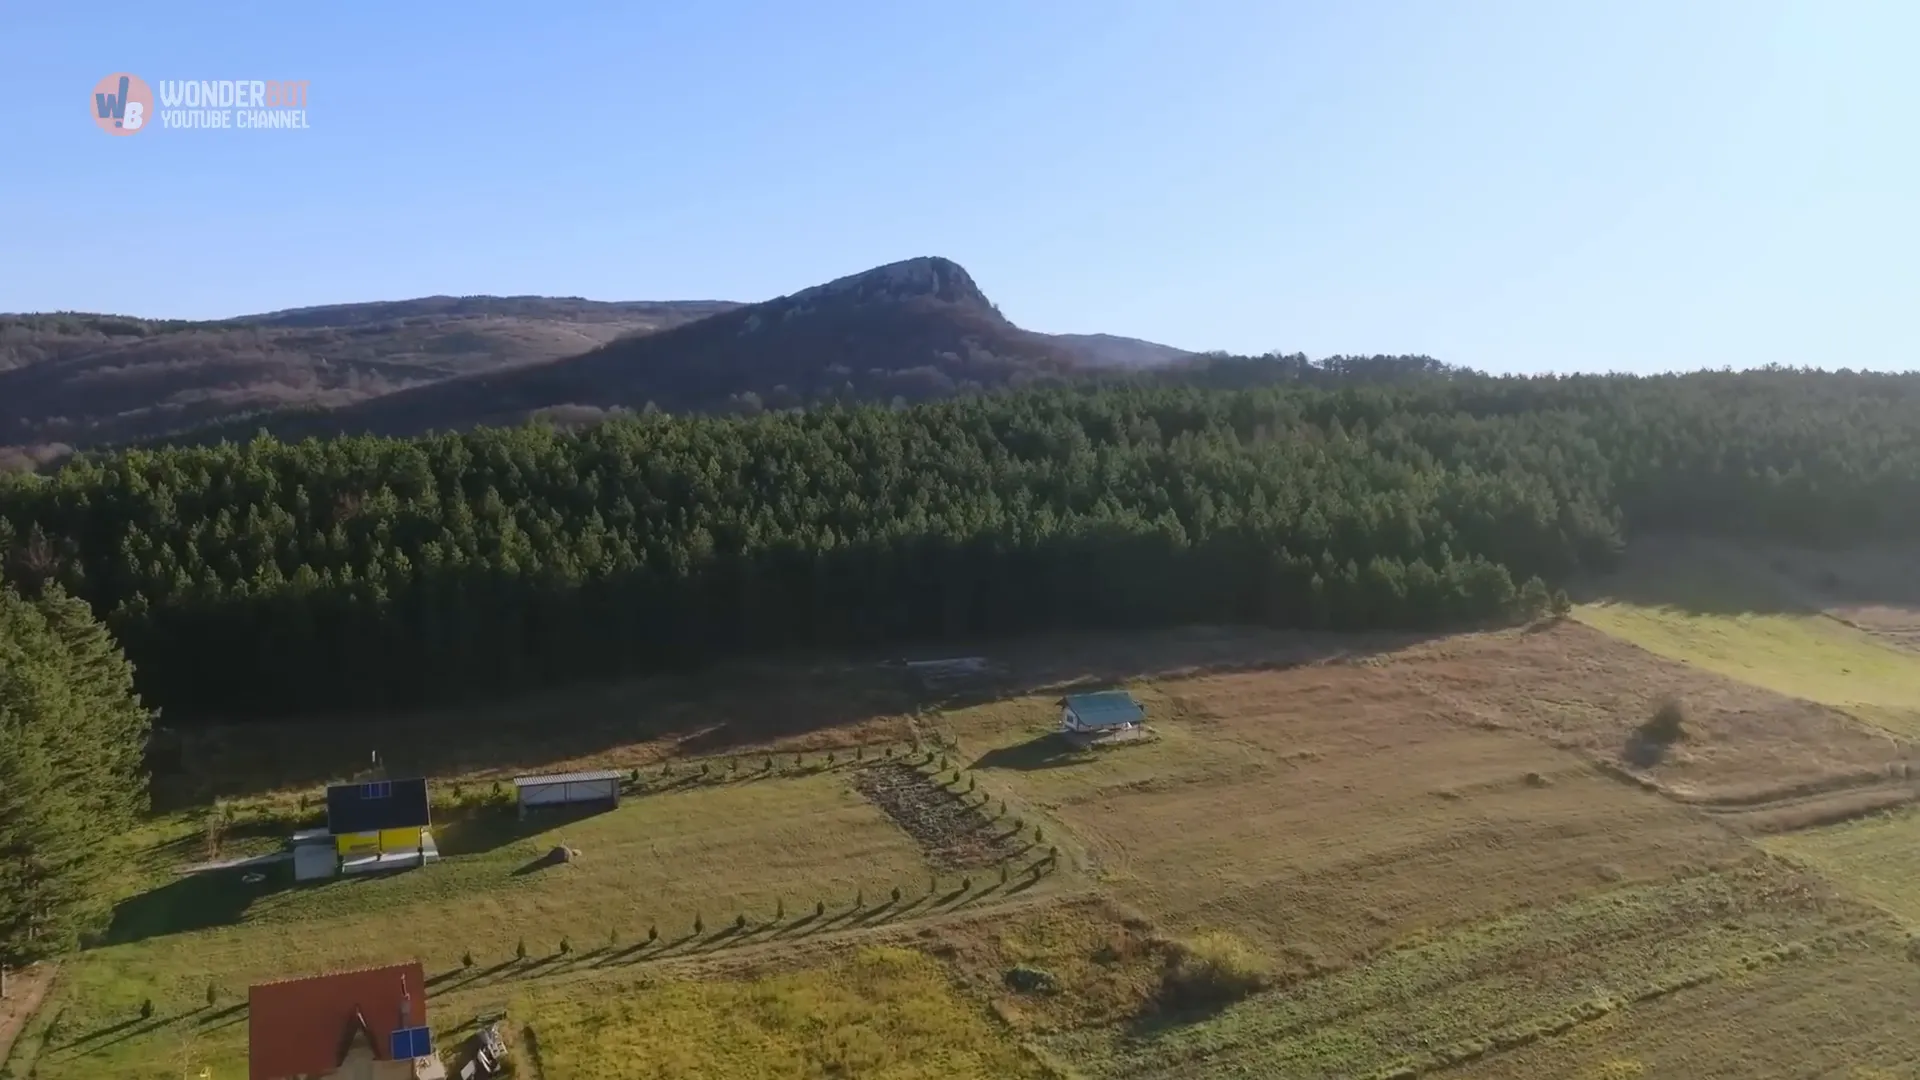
0;962;56;1070
850;762;1022;870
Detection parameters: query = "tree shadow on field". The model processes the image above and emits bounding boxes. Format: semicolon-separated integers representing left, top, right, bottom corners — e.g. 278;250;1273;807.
55;1015;142;1051
70;1005;215;1056
197;1002;247;1027
104;868;291;946
150;659;922;809
1574;535;1920;618
1622;731;1673;769
152;623;1445;808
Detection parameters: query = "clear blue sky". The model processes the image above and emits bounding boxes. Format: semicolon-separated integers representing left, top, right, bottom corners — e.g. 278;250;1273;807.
3;1;1914;372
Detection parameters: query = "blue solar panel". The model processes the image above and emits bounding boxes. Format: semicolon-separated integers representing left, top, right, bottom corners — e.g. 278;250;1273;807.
389;1026;431;1059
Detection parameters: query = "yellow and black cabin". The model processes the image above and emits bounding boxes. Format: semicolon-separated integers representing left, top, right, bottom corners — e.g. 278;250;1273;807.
324;778;431;857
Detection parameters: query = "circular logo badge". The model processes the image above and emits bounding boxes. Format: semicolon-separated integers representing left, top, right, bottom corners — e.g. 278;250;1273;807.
92;73;154;135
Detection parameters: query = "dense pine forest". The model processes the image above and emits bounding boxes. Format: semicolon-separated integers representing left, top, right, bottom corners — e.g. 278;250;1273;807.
3;365;1919;721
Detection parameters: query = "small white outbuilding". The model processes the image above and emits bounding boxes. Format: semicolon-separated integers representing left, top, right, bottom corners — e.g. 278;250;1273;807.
513;769;624;819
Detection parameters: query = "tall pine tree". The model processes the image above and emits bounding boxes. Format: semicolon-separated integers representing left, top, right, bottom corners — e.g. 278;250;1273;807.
0;578;151;964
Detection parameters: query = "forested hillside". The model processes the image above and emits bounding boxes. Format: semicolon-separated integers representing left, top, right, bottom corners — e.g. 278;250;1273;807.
3;368;1918;722
0;299;737;463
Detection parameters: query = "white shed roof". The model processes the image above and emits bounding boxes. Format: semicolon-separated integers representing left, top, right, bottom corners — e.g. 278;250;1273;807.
513;769;625;787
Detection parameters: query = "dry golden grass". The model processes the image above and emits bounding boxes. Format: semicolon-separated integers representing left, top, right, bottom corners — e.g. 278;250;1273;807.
1392;621;1910;803
960;664;1751;971
27;596;1920;1080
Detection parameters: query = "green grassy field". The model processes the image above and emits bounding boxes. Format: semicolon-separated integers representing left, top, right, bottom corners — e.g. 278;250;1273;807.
11;764;1053;1080
515;948;1046;1080
1574;544;1920;737
1764;808;1920;928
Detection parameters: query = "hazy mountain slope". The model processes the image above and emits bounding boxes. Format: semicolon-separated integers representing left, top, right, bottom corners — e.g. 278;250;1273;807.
0;299;736;454
212;257;1092;440
0;263;1193;461
1047;332;1191;368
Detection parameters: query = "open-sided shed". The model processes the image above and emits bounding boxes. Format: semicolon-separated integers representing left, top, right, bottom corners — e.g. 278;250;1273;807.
513;769;623;818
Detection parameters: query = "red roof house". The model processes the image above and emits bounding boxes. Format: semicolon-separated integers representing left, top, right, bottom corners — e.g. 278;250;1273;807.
248;961;437;1080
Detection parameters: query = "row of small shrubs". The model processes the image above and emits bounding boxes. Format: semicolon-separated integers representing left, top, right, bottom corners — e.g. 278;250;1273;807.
631;741;960;787
469;858;1061;965
291;737;970;819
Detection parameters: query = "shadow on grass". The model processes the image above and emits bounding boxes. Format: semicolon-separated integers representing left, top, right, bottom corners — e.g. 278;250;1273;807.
1125;998;1238;1039
435;958;517;995
149;624;1453;808
769;910;821;938
1622;731;1676;769
946;880;1007;910
1572;536;1920;620
104;868;293;946
435;803;613;858
424;966;465;989
78;1009;204;1056
1006;872;1046;897
54;1015;142;1051
845;898;901;927
969;733;1096;773
196;1002;246;1027
511;845;589;876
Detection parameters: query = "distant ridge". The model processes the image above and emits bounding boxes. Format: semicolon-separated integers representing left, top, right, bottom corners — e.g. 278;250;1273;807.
0;259;1192;462
184;257;1145;440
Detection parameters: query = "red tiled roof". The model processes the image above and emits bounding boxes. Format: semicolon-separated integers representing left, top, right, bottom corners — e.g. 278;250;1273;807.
248;961;427;1080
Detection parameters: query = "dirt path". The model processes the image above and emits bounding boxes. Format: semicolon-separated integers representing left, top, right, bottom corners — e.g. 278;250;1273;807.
0;963;57;1071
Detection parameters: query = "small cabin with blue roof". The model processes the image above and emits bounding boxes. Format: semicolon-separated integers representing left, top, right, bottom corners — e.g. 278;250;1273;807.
1059;690;1146;735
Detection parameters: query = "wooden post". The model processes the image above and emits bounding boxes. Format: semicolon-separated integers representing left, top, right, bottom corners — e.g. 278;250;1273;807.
2;963;10;999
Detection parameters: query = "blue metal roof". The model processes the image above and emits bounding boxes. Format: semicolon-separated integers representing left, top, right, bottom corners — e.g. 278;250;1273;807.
1063;691;1145;727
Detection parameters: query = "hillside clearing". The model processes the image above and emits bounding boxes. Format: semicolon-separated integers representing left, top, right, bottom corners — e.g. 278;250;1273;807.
1575;540;1920;739
951;655;1753;972
17;617;1920;1079
23;767;1059;1080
